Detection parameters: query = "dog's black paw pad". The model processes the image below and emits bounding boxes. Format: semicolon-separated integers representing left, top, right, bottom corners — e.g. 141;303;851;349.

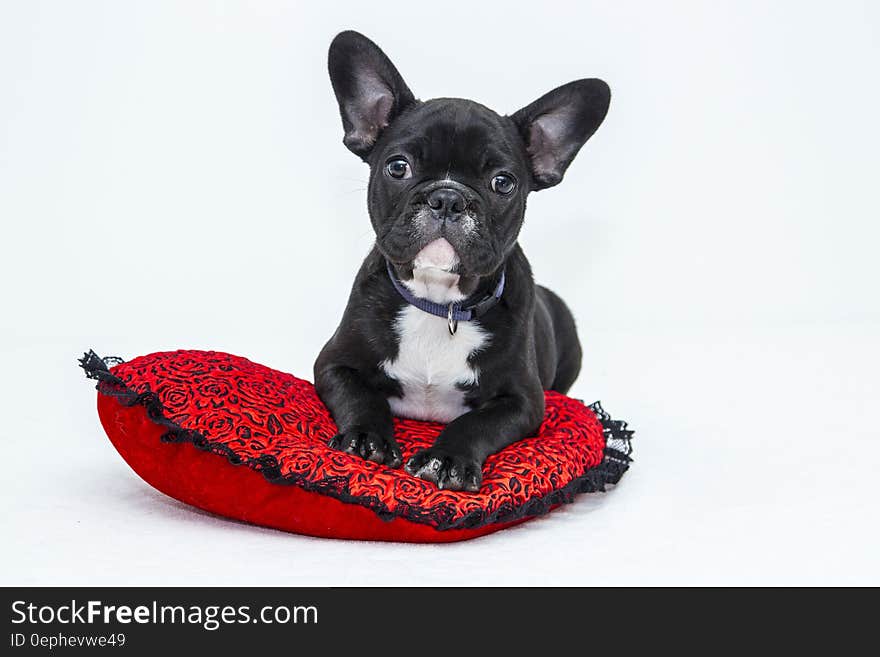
405;448;482;492
329;430;403;468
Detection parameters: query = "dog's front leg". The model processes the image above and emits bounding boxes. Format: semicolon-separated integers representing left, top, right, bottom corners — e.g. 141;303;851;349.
405;393;545;491
315;364;403;468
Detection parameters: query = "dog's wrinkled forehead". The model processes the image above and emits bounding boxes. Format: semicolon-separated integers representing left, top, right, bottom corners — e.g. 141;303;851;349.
375;99;527;178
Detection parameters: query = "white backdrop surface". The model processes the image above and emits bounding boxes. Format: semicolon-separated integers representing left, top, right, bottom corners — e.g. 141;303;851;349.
1;0;878;585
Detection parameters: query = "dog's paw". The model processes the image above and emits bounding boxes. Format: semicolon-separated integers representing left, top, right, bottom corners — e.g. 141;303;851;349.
328;429;403;467
405;447;482;492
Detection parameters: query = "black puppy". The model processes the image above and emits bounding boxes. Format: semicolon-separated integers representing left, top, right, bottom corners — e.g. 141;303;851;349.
315;31;609;491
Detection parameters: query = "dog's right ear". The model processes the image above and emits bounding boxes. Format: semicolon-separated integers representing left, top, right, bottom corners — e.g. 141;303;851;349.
328;31;415;159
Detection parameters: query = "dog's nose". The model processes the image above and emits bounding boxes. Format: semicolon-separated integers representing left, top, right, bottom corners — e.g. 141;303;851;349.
426;187;466;222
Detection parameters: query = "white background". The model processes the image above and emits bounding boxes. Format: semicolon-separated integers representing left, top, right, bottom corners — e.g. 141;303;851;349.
1;0;878;585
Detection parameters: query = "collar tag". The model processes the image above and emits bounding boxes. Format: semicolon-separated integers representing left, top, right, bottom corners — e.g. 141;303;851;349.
447;303;459;336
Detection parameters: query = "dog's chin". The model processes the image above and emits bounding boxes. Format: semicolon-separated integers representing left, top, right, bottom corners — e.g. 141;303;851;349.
412;238;460;273
383;233;499;280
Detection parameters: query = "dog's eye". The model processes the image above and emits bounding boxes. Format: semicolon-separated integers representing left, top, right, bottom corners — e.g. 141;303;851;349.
491;173;517;195
385;158;412;179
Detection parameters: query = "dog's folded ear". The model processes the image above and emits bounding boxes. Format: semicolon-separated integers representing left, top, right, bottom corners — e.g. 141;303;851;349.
511;79;611;190
328;31;416;159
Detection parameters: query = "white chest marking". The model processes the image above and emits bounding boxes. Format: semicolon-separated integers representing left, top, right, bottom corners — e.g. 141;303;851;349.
382;239;490;422
382;306;488;423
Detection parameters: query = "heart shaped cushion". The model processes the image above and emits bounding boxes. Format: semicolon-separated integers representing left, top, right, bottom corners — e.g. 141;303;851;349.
80;349;632;542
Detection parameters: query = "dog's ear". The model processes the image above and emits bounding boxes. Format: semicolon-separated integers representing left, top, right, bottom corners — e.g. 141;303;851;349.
328;31;416;159
511;79;610;190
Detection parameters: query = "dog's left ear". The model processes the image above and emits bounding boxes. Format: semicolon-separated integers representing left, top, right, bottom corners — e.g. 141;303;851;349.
511;79;610;190
328;31;416;159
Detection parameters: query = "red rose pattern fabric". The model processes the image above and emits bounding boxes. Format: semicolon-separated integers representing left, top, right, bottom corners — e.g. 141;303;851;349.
82;350;632;532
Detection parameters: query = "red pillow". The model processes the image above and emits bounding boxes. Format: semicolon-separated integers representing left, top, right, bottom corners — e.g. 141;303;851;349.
80;350;632;542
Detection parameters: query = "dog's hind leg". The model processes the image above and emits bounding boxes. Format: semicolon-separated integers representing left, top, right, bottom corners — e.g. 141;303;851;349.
536;285;583;394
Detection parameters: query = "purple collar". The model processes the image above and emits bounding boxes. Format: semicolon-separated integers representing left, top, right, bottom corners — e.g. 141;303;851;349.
386;261;506;335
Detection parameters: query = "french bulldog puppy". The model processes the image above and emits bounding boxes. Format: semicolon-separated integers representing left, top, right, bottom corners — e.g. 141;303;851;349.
315;31;610;491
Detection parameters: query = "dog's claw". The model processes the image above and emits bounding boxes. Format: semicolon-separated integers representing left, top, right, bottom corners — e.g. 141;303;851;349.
329;430;402;468
405;447;482;492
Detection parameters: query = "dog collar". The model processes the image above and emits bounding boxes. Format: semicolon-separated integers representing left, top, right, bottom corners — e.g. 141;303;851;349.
385;260;505;335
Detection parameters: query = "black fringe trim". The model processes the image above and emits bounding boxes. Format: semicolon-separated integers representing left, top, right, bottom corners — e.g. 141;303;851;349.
80;350;634;531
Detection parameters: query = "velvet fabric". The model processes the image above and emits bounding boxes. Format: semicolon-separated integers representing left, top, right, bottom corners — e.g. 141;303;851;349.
83;350;632;542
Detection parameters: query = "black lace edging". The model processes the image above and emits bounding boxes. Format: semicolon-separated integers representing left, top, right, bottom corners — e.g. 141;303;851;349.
79;350;634;531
